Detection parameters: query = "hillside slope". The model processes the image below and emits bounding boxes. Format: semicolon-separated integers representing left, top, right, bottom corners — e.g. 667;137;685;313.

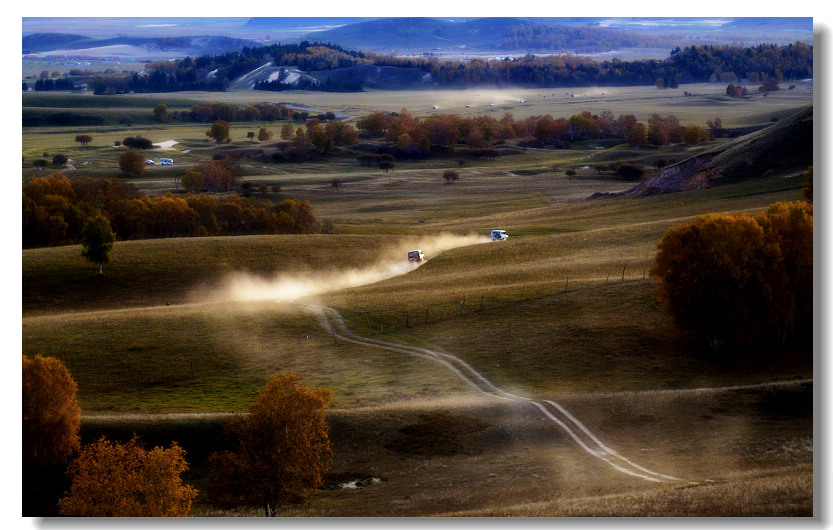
625;105;812;196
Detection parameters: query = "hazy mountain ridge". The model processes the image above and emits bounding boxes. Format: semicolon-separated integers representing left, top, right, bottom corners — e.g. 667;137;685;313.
22;33;259;57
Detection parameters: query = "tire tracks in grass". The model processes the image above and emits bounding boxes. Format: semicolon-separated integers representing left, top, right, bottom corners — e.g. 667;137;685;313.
297;302;688;484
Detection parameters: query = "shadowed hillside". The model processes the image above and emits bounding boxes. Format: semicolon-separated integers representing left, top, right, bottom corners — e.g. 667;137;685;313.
626;105;812;196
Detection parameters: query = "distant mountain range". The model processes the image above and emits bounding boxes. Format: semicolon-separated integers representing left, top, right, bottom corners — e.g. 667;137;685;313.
22;17;813;59
22;33;258;58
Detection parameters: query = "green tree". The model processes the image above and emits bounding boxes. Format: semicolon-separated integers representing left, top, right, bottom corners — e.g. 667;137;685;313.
52;154;68;167
81;214;115;275
118;150;146;177
247;131;256;142
208;373;332;515
59;436;197;517
23;355;80;468
208;120;231;143
153;103;168;122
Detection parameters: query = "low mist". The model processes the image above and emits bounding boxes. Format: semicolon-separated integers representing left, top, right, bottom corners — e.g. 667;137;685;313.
214;233;489;303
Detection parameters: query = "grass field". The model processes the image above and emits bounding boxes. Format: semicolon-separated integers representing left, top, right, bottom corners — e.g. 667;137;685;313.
21;85;814;517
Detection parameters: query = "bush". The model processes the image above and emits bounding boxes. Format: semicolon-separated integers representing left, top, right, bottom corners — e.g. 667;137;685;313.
616;163;644;181
122;136;153;149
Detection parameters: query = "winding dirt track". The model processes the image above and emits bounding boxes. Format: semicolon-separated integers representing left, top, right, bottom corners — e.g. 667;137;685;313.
297;302;688;484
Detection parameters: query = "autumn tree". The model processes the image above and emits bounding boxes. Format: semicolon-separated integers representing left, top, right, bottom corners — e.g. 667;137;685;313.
649;205;812;351
208;373;332;515
81;214;115;275
153;103;168;122
23;355;80;468
280;123;295;140
755;201;814;343
180;168;205;193
59;436;197;517
208;120;231;143
258;126;273;142
74;134;93;146
119;149;146;177
627;123;647;148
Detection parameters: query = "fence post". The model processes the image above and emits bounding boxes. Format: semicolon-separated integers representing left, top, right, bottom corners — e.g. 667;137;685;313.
622;263;627;281
459;295;466;316
480;293;485;310
565;276;569;292
425;308;429;324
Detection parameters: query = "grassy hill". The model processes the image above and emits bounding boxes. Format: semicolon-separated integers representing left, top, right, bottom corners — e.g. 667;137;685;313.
21;86;813;517
628;105;812;196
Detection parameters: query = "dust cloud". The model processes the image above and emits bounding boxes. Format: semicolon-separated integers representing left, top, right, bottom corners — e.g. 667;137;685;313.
215;233;489;303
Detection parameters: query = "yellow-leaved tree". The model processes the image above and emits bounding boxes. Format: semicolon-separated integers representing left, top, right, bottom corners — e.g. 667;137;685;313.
650;201;812;351
22;355;80;467
208;373;332;516
58;435;197;517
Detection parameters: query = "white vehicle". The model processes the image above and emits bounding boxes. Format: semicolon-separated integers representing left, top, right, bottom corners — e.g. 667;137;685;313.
145;159;155;165
408;250;425;262
160;158;173;165
490;230;508;241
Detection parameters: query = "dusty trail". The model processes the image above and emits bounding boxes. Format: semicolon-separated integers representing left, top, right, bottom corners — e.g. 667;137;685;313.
296;302;688;484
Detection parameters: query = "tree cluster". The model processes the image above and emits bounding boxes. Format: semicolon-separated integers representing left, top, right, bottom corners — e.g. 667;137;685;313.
24;358;333;516
80;41;811;95
22;173;319;248
356;108;709;154
650;200;812;351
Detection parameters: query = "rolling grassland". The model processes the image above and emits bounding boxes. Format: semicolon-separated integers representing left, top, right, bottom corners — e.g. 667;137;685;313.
21;87;814;516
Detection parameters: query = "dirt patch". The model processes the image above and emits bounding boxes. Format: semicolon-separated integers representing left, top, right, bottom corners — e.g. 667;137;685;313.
384;412;492;456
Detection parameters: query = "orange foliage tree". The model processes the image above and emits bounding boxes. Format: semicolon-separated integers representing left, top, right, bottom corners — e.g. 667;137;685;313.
650;202;812;350
22;355;80;467
208;373;332;515
58;435;197;517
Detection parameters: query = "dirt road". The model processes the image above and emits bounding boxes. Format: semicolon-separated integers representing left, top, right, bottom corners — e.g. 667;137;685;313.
298;302;688;484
